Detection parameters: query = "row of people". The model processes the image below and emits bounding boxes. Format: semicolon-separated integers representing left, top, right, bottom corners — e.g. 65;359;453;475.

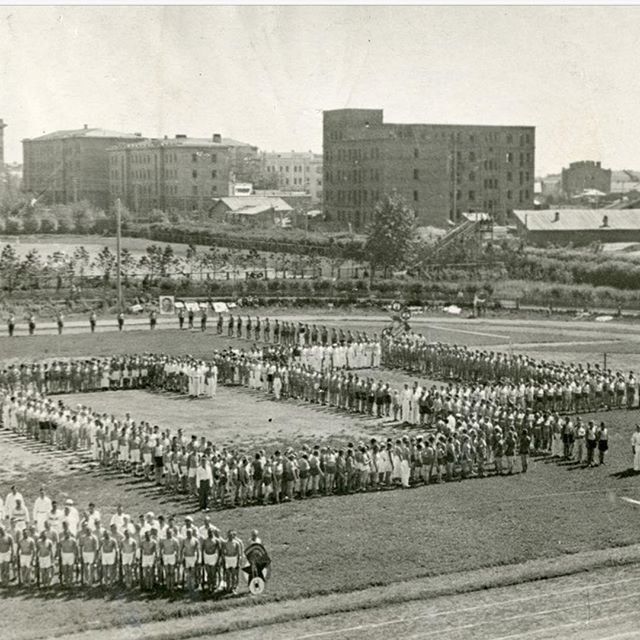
0;488;262;593
382;333;639;409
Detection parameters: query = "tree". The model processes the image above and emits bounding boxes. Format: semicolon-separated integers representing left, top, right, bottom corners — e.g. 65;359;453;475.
364;193;417;281
120;248;136;285
0;244;20;292
19;248;43;289
94;246;116;284
73;246;91;277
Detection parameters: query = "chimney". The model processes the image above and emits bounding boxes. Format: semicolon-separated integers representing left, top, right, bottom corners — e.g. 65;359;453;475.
554;211;560;222
602;214;609;228
83;124;88;130
134;132;142;137
212;133;222;143
175;134;187;139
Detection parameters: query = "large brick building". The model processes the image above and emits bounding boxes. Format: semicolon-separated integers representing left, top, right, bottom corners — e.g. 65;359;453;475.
561;160;611;197
108;134;258;213
261;151;323;203
323;109;535;229
22;126;143;209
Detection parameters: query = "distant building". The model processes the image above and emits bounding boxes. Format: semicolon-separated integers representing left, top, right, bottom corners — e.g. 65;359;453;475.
252;189;312;209
512;208;640;245
537;174;562;200
0;119;6;167
22;125;144;209
261;151;323;203
210;196;292;228
611;170;640;194
108;134;258;213
561;161;611;197
323;108;535;230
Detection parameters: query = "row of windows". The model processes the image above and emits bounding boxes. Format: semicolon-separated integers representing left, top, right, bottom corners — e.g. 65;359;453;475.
326;127;532;146
326;169;381;184
328;189;381;205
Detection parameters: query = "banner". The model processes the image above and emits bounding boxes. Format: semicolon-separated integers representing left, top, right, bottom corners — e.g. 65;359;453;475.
159;296;175;315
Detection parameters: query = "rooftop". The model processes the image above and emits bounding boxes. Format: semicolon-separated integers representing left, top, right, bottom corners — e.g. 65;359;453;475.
513;209;640;231
25;127;142;141
110;136;255;151
215;196;293;214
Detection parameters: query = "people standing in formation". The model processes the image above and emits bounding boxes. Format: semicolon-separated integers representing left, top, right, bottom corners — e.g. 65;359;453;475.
0;356;615;517
383;333;640;412
0;486;253;594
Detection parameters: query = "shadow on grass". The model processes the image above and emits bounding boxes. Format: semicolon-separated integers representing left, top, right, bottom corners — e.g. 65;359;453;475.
609;467;640;479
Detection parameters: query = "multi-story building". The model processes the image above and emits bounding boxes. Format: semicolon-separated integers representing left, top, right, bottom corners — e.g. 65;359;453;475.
561;160;611;197
108;134;258;213
323;109;535;229
261;151;323;203
22;125;144;209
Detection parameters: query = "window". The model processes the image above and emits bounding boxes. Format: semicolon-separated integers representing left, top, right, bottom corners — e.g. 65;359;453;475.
469;171;475;182
211;154;217;163
507;133;513;144
192;153;198;162
413;190;419;202
211;185;217;194
468;190;475;201
507;172;513;182
469;151;476;162
192;169;198;179
192;185;198;195
506;152;513;163
507;190;512;199
413;169;419;180
211;170;217;179
414;148;419;158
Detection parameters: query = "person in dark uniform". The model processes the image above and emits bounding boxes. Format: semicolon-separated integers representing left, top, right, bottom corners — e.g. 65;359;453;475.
216;313;223;335
117;312;125;332
188;308;195;330
56;312;64;335
200;309;208;332
178;308;185;330
28;314;36;336
89;311;97;333
227;314;234;337
7;314;15;337
149;310;157;330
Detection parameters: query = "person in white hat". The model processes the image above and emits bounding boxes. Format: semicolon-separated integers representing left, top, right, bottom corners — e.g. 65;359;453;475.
62;500;79;536
631;424;640;472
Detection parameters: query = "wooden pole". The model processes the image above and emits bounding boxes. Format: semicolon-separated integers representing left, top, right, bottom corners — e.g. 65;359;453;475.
116;198;123;312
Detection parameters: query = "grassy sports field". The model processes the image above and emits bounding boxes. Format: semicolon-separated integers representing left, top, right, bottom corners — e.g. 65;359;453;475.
2;316;640;639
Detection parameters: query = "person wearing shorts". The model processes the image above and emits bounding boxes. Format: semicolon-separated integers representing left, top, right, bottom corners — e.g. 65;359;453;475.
201;528;221;593
100;531;118;587
181;529;200;591
36;531;54;587
17;528;36;586
223;530;243;594
159;529;180;592
58;529;78;588
79;524;98;587
0;526;14;586
120;529;137;588
140;532;157;591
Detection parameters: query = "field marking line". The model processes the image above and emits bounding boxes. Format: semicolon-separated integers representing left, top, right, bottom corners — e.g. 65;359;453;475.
421;324;511;341
404;591;640;640
620;496;640;506
291;579;640;640
489;610;640;640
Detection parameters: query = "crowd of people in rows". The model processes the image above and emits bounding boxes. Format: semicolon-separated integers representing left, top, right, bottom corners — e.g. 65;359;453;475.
0;352;615;519
383;332;640;412
0;485;263;592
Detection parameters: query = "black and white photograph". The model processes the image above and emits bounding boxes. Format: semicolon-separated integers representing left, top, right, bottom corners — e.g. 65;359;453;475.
2;4;640;639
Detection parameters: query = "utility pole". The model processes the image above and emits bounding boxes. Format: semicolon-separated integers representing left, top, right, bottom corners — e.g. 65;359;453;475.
452;139;458;222
116;198;123;312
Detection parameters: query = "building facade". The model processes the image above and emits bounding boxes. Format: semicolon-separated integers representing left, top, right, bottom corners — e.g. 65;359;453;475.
561;160;611;197
108;134;258;213
261;151;323;203
22;126;144;209
323;109;535;229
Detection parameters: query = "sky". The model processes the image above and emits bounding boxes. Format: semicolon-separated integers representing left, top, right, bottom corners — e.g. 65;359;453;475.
1;6;640;175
